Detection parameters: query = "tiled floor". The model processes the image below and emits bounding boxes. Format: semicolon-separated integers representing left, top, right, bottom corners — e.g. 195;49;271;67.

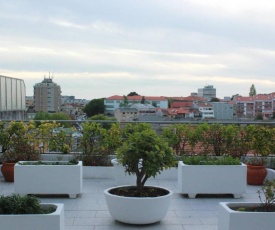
0;177;261;230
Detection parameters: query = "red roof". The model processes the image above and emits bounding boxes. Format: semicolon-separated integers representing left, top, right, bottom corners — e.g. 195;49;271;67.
171;101;193;108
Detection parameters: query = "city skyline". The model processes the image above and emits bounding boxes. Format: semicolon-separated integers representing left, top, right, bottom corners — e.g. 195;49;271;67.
1;0;275;100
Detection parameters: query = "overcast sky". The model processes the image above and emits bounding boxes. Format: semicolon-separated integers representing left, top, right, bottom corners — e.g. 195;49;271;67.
1;0;275;100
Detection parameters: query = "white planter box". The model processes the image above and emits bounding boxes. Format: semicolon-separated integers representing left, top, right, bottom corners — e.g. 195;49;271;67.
104;186;173;224
178;161;247;198
266;168;275;181
112;159;177;185
0;203;64;230
14;161;83;198
83;166;114;179
218;202;275;230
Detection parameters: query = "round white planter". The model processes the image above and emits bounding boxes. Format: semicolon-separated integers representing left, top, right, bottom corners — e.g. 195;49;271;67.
104;185;173;224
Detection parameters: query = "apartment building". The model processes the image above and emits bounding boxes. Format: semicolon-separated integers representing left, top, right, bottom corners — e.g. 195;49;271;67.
193;102;214;119
233;93;275;118
210;101;234;120
198;85;216;101
0;75;26;120
104;95;168;114
33;77;61;113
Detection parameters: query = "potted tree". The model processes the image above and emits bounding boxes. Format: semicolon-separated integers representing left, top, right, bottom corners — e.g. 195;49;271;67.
104;123;177;224
0;194;64;230
1;121;40;182
244;125;274;185
218;179;275;230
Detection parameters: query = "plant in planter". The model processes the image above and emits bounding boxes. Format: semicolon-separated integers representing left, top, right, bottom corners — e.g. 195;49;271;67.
78;122;111;166
218;179;275;230
104;123;177;224
178;155;246;198
0;194;64;230
1;121;41;182
49;127;73;154
244;125;275;185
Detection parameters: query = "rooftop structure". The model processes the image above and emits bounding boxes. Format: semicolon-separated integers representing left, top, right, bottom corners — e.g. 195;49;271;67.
0;75;26;120
0;174;262;229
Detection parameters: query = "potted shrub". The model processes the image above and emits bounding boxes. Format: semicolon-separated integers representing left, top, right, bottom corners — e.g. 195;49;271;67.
218;179;275;230
244;125;274;185
0;194;64;230
104;123;177;224
178;155;247;198
1;121;40;182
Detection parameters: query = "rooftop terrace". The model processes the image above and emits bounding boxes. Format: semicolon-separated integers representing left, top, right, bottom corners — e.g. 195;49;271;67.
0;176;261;230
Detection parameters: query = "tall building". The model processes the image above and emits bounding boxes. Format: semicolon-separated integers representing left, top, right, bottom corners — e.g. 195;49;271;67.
33;77;61;113
0;75;26;120
198;85;216;101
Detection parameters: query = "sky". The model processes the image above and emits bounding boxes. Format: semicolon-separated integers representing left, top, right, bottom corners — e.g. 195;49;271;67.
1;0;275;100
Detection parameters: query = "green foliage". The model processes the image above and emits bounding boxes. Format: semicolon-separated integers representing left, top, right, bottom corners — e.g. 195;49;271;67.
49;128;74;154
257;179;275;211
77;122;111;166
1;121;40;162
0;194;55;214
141;96;146;104
209;97;220;102
102;123;122;155
117;123;177;192
34;112;72;127
88;114;116;129
193;123;232;156
162;124;194;155
182;155;241;165
82;98;105;117
18;160;78;165
127;92;139;96
255;113;264;120
249;84;257;96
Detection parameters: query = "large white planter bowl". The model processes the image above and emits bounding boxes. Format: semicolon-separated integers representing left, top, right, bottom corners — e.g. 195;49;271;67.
178;161;247;198
0;203;64;230
218;202;275;230
14;161;83;198
104;185;173;224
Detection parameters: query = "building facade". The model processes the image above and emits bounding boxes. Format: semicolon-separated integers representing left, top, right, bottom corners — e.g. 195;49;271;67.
198;85;216;101
210;102;234;119
104;95;168;115
0;75;26;120
33;77;61;113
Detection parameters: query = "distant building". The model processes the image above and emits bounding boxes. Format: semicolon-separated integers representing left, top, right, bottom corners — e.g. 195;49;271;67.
33;77;61;113
0;75;26;120
210;102;234;120
193;102;214;119
198;85;216;101
104;95;168;115
114;108;139;122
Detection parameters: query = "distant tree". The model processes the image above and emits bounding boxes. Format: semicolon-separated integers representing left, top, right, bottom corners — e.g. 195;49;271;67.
141;96;146;104
231;94;240;101
34;112;51;120
255;113;263;120
82;98;105;117
127;92;139;96
34;112;71;127
210;97;220;102
152;102;157;107
88;114;117;129
249;84;257;96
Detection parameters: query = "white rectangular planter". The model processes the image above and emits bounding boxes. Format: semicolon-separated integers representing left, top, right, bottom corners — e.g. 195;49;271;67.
218;202;275;230
14;161;83;198
178;161;247;198
0;203;64;230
